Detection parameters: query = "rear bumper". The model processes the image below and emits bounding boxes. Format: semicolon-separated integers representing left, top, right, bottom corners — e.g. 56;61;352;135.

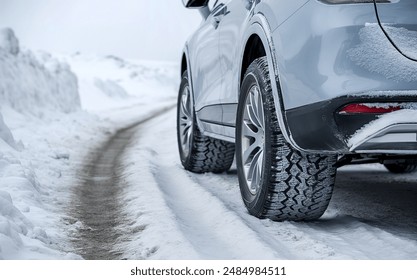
351;123;417;154
286;93;417;154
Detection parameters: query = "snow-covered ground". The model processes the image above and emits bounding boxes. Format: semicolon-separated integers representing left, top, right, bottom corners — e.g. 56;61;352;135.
115;111;417;260
1;27;417;260
0;28;177;259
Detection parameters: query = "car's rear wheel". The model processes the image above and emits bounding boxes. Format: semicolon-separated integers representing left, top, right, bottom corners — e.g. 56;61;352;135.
384;161;417;174
236;57;337;221
177;71;235;173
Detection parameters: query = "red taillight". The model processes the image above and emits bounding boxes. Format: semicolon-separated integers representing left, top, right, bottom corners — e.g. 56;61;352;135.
338;103;401;115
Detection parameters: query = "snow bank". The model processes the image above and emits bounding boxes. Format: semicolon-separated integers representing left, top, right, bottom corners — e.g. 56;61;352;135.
94;78;129;98
0;28;82;259
0;113;18;150
0;154;38;258
65;54;178;112
0;28;19;55
0;28;80;118
0;141;81;259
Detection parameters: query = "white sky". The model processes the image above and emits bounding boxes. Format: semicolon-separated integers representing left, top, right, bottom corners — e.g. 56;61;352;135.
0;0;201;61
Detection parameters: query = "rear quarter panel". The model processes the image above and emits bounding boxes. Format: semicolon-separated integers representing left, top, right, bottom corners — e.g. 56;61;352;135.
271;1;417;110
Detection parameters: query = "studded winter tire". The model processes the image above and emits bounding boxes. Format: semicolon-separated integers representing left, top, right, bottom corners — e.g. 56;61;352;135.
236;57;338;221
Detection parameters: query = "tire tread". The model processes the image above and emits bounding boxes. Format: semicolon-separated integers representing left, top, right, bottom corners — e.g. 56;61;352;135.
177;71;235;174
242;57;337;221
184;129;235;173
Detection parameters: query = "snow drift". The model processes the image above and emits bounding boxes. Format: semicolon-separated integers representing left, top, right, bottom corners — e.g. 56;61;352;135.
0;28;19;55
65;53;178;112
0;28;82;259
0;28;80;118
0;113;17;150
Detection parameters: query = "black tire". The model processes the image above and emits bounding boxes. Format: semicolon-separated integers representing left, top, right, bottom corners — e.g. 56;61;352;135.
384;161;417;174
177;71;235;173
236;57;338;221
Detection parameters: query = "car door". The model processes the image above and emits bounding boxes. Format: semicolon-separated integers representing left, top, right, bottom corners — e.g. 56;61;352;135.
189;0;228;122
217;0;253;130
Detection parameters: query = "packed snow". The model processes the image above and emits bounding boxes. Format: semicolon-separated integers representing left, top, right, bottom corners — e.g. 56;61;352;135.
348;23;417;82
349;109;417;148
381;24;417;61
1;27;417;260
360;102;417;110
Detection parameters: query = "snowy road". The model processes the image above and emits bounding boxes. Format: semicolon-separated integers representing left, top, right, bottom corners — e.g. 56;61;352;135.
68;106;417;260
69;107;173;259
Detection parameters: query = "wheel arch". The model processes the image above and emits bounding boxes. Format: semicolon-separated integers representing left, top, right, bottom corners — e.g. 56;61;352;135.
238;15;298;150
181;53;187;76
181;44;195;105
181;44;208;135
240;34;266;86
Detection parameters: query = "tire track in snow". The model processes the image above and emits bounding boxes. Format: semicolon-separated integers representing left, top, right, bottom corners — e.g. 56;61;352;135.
131;110;349;259
194;170;417;259
190;173;343;259
136;109;417;259
69;106;173;260
150;165;283;259
70;106;417;260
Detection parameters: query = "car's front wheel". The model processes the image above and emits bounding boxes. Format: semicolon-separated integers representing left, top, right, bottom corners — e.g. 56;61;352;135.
177;71;235;173
236;57;337;221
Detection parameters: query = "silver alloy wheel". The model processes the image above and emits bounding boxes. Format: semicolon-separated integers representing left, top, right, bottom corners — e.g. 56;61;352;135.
179;85;193;158
241;84;266;195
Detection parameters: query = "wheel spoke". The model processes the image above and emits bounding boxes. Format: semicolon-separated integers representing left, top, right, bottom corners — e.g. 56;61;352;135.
181;127;191;143
246;148;263;191
248;93;261;128
180;87;192;119
181;93;191;119
179;85;193;157
247;148;262;178
256;150;264;180
242;120;257;139
240;84;266;196
180;115;191;129
242;140;261;166
248;86;265;129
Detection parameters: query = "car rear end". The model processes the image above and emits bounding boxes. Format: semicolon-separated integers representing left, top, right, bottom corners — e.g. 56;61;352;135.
271;0;417;156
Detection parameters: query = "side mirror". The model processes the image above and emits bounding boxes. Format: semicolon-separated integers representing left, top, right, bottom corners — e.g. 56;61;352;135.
182;0;210;19
182;0;208;8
